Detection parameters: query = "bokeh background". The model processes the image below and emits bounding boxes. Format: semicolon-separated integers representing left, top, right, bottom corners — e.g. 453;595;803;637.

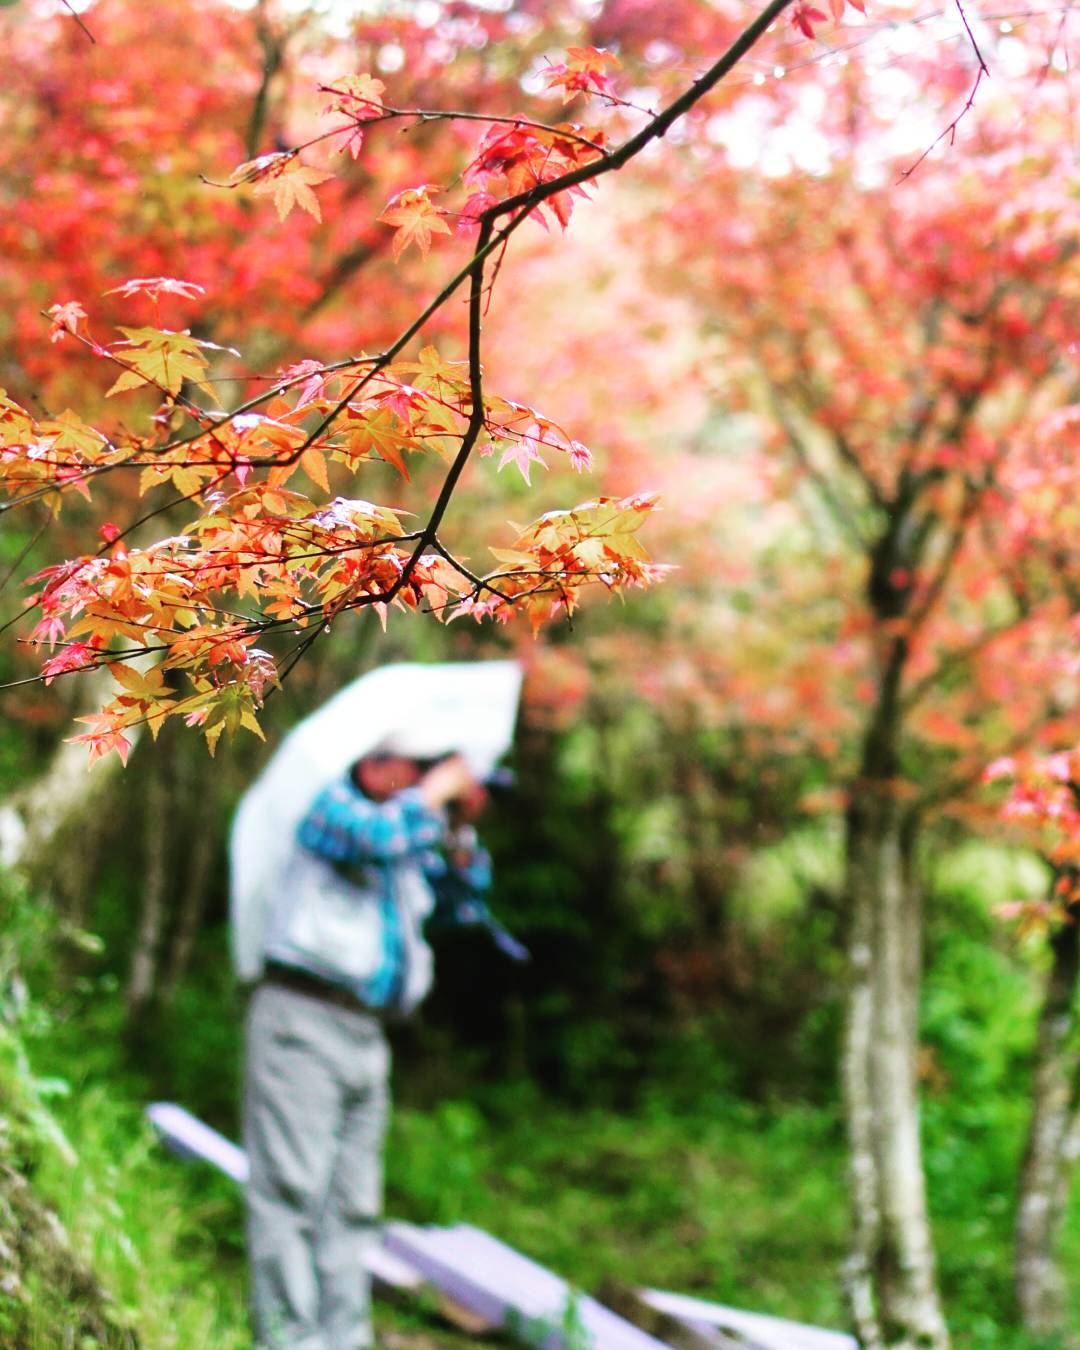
3;0;1080;1345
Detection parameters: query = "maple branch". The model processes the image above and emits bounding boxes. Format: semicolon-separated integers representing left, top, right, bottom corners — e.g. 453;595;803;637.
59;0;95;44
917;711;1050;810
899;296;947;451
381;216;495;605
119;216;501;694
905;478;982;636
246;1;287;161
0;511;51;597
428;536;510;603
2;0;808;737
770;392;868;548
300;239;381;321
832;428;887;513
320;98;609;157
483;0;798;224
898;0;989;181
900;616;1029;714
11;0;800;515
786;339;886;511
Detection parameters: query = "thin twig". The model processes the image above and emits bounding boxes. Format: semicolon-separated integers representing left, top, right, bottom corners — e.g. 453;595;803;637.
899;0;990;180
59;0;95;43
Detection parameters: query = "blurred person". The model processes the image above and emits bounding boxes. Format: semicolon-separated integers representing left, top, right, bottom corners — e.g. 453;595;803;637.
241;740;512;1350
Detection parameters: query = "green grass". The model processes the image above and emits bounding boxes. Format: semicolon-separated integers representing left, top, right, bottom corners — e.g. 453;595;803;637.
388;1091;849;1329
12;1015;1080;1349
0;1025;250;1348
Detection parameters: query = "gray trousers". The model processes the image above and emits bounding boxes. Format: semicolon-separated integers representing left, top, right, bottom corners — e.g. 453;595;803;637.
244;981;389;1350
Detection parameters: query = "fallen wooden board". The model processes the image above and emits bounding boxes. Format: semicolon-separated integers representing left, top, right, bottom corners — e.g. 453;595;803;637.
146;1102;856;1350
146;1101;249;1185
639;1289;856;1350
386;1221;670;1350
593;1283;748;1350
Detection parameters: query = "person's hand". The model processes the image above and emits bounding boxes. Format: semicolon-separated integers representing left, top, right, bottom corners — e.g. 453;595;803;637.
419;754;480;810
449;782;488;826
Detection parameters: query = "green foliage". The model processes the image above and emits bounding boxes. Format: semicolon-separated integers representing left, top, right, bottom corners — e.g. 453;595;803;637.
386;1086;849;1329
6;774;1080;1347
0;877;249;1349
921;842;1080;1343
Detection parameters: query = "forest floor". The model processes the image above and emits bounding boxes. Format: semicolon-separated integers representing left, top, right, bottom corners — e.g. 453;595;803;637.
10;1051;1080;1350
5;863;1080;1349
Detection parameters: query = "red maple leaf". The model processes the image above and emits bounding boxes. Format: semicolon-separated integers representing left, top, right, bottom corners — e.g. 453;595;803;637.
790;3;828;36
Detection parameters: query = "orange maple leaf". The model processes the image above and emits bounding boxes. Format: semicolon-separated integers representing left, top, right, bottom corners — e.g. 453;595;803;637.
68;711;133;768
379;186;452;260
253;158;333;222
544;46;620;103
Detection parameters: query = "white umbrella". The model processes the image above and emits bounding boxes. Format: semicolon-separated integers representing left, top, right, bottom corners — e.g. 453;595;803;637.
229;659;523;982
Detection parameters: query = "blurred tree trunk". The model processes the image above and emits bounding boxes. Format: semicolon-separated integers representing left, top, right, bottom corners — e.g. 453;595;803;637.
157;776;219;1006
1014;887;1080;1339
0;666;137;920
126;756;170;1019
843;639;948;1350
675;754;730;941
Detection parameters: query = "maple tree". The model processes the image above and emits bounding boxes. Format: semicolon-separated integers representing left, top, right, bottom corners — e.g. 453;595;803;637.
0;0;883;770
976;430;1080;1336
7;0;1080;1344
456;17;1080;1341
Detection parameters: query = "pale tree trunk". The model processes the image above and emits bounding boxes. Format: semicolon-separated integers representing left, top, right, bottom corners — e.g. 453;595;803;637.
1014;892;1080;1340
843;647;949;1349
0;666;140;919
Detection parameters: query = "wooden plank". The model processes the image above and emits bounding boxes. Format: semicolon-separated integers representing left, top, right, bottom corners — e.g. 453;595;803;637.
366;1243;426;1294
639;1290;856;1350
146;1101;249;1185
594;1282;745;1350
145;1102;853;1350
385;1221;671;1349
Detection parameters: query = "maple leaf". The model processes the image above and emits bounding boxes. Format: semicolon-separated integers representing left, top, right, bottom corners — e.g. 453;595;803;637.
109;660;174;702
106;326;212;398
353;409;415;478
790;2;828;36
252;158;333;223
456;191;499;236
465;123;541;184
40;409;106;460
393;346;469;392
301;446;331;492
104;277;205;302
47;301;86;343
544;47;620;103
279;359;329;407
41;642;98;684
323;73;386;119
497;424;547;485
30;612;67;648
569;440;592;473
323;73;385;157
226;151;287;184
378;186;452;260
68;711;132;768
